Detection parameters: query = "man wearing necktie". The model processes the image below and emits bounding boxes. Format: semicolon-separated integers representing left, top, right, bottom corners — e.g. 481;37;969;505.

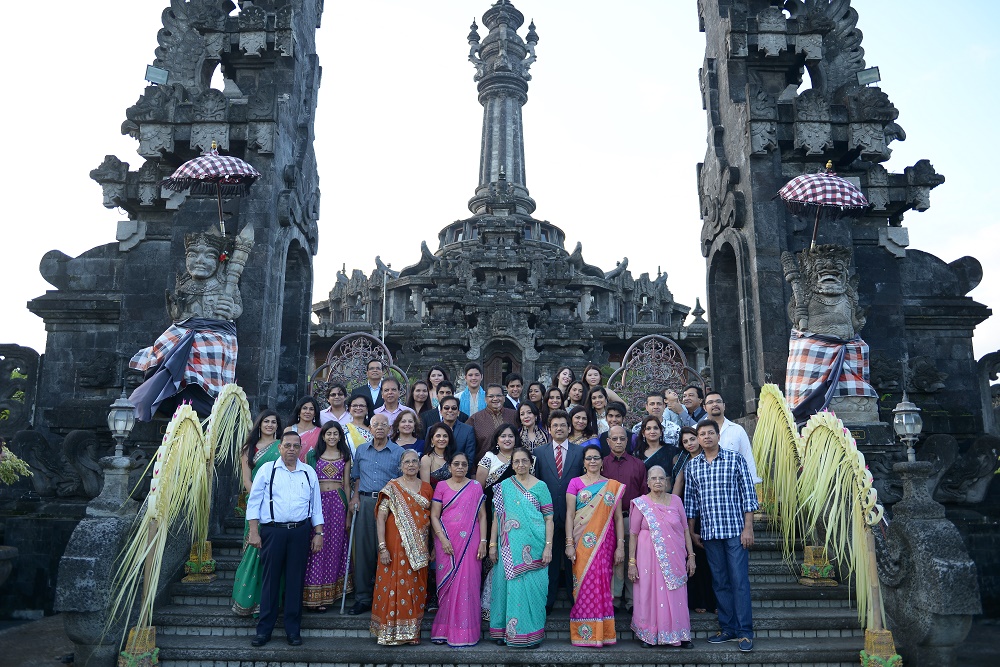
533;409;583;612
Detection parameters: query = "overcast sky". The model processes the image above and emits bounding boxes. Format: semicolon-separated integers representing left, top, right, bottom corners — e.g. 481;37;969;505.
2;1;996;368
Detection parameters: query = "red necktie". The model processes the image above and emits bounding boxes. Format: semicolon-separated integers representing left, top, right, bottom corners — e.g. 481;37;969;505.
555;443;563;477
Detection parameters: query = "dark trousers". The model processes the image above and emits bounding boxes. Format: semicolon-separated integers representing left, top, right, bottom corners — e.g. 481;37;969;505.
704;536;753;638
547;525;574;608
353;495;378;604
257;522;310;638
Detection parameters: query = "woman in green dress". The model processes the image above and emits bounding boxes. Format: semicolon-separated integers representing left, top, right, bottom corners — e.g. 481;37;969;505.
231;410;282;616
488;447;554;648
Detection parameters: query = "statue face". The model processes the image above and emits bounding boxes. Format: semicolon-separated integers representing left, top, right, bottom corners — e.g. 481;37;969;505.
813;257;848;296
185;242;219;280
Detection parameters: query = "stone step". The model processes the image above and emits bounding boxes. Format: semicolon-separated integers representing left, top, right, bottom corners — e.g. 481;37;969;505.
155;633;864;667
153;603;862;640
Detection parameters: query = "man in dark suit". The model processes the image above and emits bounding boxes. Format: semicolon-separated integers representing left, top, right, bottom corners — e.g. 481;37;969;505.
420;381;468;429
349;358;385;418
503;372;524;410
428;396;476;462
532;409;584;612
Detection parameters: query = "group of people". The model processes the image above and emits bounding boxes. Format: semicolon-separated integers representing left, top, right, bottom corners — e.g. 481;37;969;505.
234;360;759;652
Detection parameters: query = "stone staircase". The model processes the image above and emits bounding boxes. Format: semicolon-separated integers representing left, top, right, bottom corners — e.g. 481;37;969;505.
152;518;865;666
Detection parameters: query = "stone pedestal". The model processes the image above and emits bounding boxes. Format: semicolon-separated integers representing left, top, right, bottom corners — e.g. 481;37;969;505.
878;461;981;667
88;456;140;518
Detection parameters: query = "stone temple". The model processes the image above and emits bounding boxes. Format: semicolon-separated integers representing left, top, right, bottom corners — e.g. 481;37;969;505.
309;0;708;385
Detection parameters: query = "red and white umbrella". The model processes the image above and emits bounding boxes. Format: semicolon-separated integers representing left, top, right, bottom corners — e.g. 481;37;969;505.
778;161;869;248
161;143;261;233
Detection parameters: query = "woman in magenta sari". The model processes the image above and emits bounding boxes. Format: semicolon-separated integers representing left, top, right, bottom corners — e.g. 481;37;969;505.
290;396;322;462
430;452;488;646
565;444;625;647
627;464;695;648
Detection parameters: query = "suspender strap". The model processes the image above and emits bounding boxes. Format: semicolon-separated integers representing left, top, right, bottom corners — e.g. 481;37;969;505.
266;460;314;524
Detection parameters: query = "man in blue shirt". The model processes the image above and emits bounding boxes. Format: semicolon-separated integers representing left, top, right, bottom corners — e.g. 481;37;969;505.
246;430;324;646
348;413;402;614
684;419;759;653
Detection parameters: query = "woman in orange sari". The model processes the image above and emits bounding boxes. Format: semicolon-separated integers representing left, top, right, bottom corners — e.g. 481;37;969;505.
371;449;434;645
565;444;626;647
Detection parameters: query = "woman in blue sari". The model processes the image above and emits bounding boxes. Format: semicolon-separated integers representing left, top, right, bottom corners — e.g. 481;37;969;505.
488;447;554;648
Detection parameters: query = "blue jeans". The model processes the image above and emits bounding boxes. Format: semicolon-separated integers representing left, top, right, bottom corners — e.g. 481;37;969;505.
703;536;753;638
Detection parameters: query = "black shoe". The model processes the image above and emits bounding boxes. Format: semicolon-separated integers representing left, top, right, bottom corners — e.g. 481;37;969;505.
348;600;371;615
287;636;302;646
250;635;270;647
495;639;506;646
679;640;694;649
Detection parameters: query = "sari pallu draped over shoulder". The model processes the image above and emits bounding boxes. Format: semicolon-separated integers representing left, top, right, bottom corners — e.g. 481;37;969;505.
432;480;486;647
370;480;433;645
494;479;551;580
569;478;624;647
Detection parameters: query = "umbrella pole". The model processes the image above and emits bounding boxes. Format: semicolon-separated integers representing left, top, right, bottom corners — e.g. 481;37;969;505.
810;206;821;250
216;184;225;235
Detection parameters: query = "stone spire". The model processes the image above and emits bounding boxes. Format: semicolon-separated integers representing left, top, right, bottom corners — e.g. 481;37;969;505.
467;1;538;215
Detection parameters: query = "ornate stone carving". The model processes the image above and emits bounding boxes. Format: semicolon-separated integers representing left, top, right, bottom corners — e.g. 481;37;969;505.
607;335;705;426
190;124;229;152
876;461;980;664
308;333;407;404
153;0;227;90
138;123;174;158
10;429;103;499
0;345;40;438
248;122;276;154
89;155;128;209
781;244;864;338
905;159;945;212
793;90;833;155
756;7;787;57
77;351;120;389
749;79;777;154
167;226;251;322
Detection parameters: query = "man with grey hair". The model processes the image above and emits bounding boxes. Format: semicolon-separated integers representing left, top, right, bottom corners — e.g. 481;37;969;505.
348;413;402;615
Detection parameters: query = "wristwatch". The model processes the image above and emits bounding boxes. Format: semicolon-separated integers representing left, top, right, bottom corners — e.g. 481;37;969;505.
315;531;324;537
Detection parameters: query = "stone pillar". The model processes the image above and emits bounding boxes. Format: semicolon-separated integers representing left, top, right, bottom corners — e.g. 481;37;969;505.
877;461;981;666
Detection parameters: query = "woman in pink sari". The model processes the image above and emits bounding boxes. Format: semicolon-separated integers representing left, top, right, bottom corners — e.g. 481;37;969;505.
565;444;625;647
627;464;695;648
430;452;488;646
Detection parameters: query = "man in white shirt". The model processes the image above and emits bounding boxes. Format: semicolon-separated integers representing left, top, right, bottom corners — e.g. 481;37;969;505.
703;391;761;484
246;430;324;646
319;383;350;426
349;358;385;417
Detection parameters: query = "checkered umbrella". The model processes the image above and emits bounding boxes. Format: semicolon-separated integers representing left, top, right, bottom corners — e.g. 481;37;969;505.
161;143;261;233
778;161;869;248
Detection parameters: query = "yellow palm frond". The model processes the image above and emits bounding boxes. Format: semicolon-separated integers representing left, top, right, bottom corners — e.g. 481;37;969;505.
751;384;803;561
205;383;252;471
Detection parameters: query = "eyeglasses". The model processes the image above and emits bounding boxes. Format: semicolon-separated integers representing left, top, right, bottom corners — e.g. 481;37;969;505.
328;392;344;398
450;462;469;468
441;405;459;411
584;456;602;461
350;403;367;409
281;443;302;449
705;399;724;405
487;395;503;400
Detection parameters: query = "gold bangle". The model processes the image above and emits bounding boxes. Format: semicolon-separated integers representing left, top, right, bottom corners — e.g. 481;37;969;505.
628;558;636;564
489;542;497;547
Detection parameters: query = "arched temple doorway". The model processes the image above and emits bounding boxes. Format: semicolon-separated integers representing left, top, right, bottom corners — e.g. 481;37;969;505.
482;340;523;387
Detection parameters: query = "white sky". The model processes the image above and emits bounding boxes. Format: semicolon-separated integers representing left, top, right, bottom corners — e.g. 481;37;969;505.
2;1;997;367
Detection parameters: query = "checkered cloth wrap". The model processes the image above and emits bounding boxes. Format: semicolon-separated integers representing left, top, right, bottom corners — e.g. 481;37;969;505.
129;321;237;398
785;329;876;411
778;173;868;209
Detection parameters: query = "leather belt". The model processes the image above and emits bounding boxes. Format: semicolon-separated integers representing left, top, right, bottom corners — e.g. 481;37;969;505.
360;491;380;498
263;520;308;529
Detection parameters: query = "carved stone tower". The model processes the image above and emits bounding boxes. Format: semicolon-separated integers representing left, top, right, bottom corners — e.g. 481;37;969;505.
311;0;707;385
466;0;537;216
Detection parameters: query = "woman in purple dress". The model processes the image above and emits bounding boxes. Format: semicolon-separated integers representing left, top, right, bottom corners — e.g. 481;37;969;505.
303;421;353;612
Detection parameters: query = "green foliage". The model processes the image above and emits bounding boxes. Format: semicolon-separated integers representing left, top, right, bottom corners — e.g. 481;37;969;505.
0;446;33;484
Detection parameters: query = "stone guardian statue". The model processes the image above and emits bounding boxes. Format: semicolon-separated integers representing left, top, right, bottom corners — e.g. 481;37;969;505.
129;224;254;420
781;244;878;423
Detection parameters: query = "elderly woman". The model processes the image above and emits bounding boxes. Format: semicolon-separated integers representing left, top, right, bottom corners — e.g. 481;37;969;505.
371;449;434;645
628;465;694;648
489;447;554;648
430;452;487;646
564;444;625;647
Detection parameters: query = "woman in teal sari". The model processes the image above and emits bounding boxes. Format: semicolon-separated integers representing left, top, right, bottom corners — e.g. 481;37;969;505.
231;410;282;616
488;447;554;648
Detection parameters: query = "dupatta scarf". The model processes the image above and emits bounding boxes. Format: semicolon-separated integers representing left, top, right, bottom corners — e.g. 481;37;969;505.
632;495;688;590
378;479;432;570
571;478;624;599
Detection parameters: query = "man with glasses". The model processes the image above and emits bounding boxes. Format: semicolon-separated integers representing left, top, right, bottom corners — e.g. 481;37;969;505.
598;402;628;456
468;383;518;462
246;429;324;646
432;395;476;462
704;392;760;484
348;413;402;615
603;424;647;610
350;358;386;417
420;381;469;429
319;383;350;426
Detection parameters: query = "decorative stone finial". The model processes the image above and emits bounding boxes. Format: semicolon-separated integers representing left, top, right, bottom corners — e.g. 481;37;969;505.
467;19;480;43
526;20;539;44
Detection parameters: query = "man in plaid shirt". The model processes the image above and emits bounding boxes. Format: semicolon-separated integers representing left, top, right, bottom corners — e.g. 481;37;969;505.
684;419;759;652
